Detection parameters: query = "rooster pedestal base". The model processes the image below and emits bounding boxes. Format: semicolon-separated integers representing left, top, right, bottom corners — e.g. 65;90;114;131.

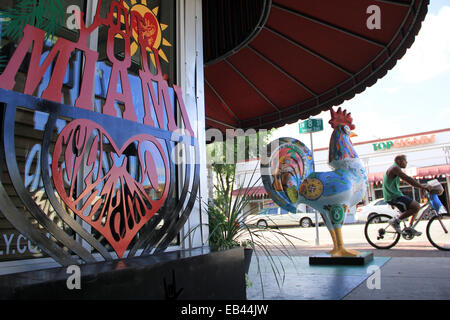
309;251;374;266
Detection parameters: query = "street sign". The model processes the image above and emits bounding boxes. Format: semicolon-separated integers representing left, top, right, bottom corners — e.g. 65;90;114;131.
299;118;323;134
298;117;323;245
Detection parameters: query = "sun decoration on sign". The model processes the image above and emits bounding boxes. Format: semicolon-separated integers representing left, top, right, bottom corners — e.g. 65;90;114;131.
117;0;172;65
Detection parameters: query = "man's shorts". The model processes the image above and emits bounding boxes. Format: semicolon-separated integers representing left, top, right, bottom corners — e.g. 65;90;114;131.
387;195;413;212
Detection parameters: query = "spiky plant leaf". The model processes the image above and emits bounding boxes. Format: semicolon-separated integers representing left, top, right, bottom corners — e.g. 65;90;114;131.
1;0;64;41
185;162;306;298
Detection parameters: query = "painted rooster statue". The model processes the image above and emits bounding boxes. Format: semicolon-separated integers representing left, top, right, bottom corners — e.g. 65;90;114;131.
261;108;368;257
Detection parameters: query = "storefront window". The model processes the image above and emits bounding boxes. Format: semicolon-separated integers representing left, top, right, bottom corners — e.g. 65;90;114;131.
0;0;85;262
0;0;179;262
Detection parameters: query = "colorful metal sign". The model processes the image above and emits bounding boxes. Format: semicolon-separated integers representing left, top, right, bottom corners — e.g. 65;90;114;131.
0;0;199;263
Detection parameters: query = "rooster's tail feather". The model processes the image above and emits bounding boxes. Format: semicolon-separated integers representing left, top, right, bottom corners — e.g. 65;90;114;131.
261;137;314;213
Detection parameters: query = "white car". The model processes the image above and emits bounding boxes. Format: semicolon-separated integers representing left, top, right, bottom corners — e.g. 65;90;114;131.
245;207;323;228
355;199;398;222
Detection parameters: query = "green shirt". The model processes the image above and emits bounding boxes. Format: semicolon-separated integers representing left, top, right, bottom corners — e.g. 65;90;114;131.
382;164;403;202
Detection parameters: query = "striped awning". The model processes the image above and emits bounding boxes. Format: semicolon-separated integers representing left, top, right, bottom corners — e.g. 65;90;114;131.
232;186;268;198
203;0;430;132
369;164;450;184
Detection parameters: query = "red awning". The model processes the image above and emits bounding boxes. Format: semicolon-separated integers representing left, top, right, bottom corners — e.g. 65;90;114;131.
204;0;429;132
417;165;450;179
368;172;385;184
232;186;268;198
369;164;450;184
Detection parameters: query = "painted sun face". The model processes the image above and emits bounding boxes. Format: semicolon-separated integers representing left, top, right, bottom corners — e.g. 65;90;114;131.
117;0;172;65
131;4;161;49
299;178;324;200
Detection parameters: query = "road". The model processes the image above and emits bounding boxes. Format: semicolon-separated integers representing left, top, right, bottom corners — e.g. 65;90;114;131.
239;221;450;258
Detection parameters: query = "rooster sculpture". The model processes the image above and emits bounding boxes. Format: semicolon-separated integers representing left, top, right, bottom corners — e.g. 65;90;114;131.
261;108;368;257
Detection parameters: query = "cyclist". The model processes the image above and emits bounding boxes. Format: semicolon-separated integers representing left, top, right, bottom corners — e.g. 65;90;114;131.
382;155;432;236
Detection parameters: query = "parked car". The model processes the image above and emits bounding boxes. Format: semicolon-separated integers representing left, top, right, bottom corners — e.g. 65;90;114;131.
355;199;398;222
245;207;323;228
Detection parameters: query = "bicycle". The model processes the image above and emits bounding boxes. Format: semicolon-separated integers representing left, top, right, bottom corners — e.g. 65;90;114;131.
364;190;450;251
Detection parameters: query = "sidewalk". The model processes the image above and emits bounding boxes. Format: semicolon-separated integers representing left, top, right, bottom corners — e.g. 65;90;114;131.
246;243;450;300
343;256;450;300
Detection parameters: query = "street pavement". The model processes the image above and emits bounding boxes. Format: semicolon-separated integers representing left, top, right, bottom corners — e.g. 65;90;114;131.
245;224;450;300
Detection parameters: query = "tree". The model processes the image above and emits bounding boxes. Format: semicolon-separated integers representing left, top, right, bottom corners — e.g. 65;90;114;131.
207;129;272;213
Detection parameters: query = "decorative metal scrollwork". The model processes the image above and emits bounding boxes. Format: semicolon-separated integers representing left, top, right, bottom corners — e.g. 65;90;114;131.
0;0;200;266
0;88;200;265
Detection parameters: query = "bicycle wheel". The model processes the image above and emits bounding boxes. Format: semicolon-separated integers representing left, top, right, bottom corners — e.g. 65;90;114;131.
426;214;450;251
365;214;400;249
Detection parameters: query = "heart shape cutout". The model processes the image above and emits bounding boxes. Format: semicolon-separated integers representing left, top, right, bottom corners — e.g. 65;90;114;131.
52;119;170;257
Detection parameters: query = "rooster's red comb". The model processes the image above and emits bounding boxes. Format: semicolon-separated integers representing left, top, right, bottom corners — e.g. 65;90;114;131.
329;107;355;130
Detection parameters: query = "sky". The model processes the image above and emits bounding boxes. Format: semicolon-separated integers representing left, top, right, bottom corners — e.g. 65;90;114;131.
270;0;450;150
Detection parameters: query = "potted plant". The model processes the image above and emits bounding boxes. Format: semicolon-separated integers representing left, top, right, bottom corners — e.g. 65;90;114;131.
190;163;304;298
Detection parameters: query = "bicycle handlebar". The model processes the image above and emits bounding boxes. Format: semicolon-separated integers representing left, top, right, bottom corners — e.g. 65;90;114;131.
426;191;443;212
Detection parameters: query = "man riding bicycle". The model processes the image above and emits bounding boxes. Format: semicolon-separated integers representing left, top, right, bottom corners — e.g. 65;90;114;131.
383;155;433;236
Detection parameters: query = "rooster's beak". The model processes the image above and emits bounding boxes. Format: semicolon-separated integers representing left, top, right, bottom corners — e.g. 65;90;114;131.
349;132;358;138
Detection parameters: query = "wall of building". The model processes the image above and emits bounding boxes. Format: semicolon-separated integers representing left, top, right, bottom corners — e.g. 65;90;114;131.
178;0;209;251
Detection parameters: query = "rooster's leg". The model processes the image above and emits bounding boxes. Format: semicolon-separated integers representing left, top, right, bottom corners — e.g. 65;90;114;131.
331;227;360;257
327;229;339;255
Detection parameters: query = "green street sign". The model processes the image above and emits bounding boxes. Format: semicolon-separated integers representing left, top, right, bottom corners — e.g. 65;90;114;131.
299;118;323;134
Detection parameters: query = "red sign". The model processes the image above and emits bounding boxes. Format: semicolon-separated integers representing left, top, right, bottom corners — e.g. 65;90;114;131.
372;135;435;151
52;119;170;258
